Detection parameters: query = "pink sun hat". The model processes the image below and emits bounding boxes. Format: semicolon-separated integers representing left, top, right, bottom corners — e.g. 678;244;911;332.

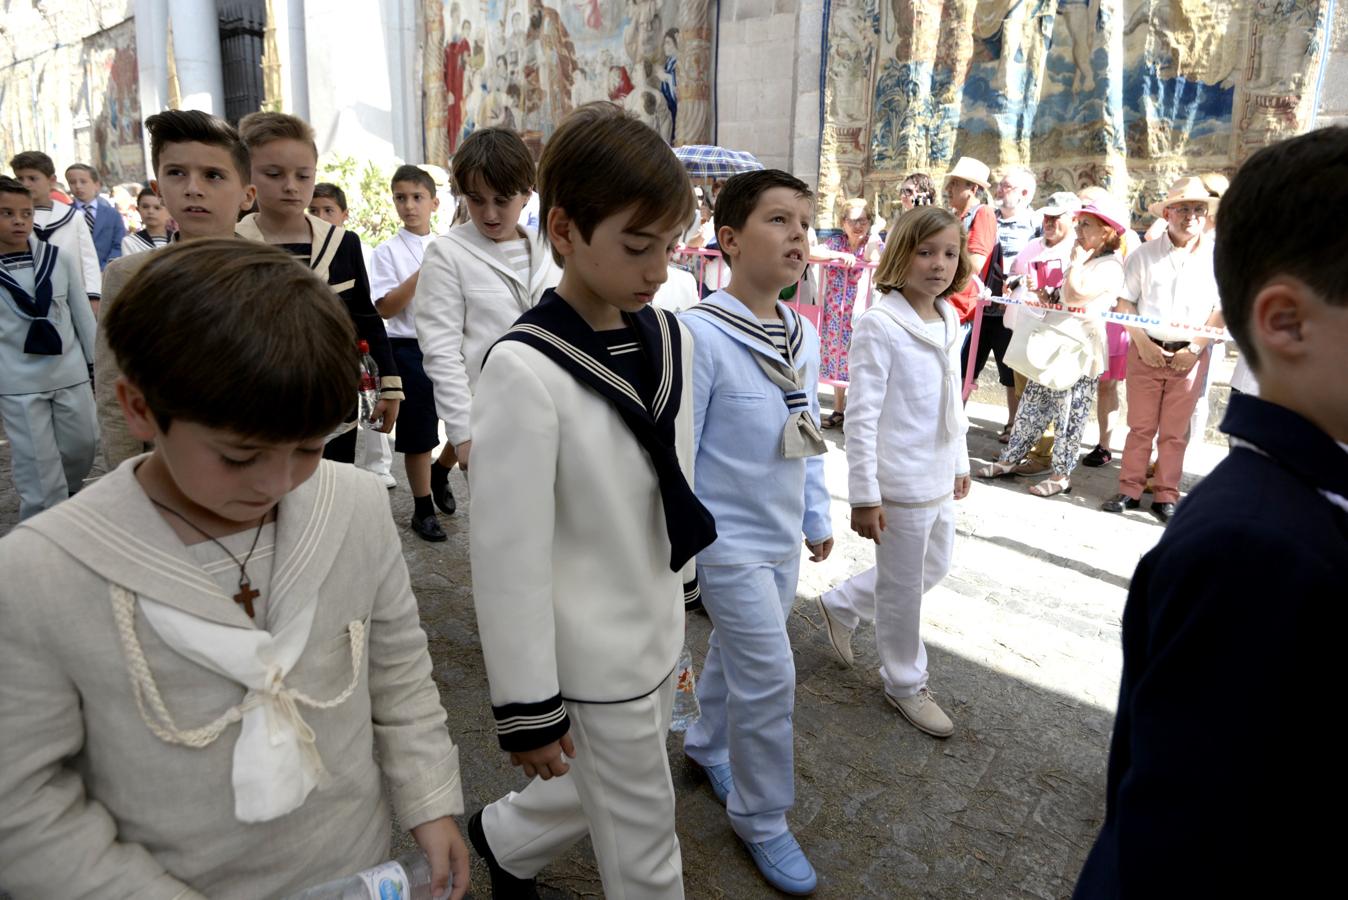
1076;195;1130;236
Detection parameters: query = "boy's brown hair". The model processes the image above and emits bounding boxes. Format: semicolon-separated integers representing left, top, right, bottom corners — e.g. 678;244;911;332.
238;111;318;159
391;164;437;196
104;240;357;440
712;169;813;269
9;151;55;178
146;109;251;182
874;206;972;298
1215;125;1348;371
312;182;348;211
0;175;31;200
536;102;693;266
450;127;534;200
64;163;101;183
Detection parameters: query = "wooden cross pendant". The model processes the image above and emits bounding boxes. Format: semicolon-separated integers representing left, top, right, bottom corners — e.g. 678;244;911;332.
234;579;260;618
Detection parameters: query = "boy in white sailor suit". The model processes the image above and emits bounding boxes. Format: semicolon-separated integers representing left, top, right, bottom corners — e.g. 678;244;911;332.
679;170;832;897
0;176;98;520
9;151;102;314
465;104;714;899
414;126;560;500
0;242;470;900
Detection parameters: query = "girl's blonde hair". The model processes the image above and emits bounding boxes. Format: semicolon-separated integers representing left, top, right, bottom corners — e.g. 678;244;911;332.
874;206;972;298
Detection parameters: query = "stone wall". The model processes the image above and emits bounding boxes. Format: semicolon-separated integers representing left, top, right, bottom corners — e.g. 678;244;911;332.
712;0;823;188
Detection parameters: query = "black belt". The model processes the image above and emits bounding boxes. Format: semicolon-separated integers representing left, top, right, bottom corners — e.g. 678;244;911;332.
1151;338;1190;353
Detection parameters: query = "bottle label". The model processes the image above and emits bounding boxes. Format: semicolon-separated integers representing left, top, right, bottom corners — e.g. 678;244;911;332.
357;861;411;900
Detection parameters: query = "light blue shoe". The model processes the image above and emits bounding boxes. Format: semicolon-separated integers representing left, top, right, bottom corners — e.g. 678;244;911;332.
743;831;818;895
692;759;733;805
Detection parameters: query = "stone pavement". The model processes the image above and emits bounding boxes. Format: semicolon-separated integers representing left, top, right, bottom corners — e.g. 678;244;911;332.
0;354;1239;899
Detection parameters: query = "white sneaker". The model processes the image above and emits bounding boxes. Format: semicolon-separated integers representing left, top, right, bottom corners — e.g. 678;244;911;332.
378;472;397;490
815;595;854;668
885;687;954;738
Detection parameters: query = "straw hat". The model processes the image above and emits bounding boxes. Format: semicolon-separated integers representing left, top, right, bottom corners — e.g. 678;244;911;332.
1147;176;1220;219
944;156;991;190
1077;194;1130;236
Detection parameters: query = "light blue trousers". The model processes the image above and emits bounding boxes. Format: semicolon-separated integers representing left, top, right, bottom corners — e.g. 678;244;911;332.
684;553;800;843
0;384;97;520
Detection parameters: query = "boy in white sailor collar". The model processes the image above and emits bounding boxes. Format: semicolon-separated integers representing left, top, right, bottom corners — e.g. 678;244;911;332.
679;169;833;897
0;241;468;900
9;150;102;315
464;102;715;899
234;112;402;465
0;175;98;520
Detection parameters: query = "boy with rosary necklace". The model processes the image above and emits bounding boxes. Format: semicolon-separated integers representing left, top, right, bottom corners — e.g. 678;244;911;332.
0;241;468;900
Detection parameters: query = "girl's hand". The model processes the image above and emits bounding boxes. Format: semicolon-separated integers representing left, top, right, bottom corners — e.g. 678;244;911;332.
850;505;886;544
954;474;971;500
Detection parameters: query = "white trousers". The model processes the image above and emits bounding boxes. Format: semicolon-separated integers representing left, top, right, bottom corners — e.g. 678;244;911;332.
483;674;683;899
684;554;800;843
822;500;954;698
354;427;392;477
0;385;97;520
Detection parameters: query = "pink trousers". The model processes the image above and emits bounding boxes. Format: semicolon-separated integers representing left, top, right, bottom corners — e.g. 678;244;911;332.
1118;343;1211;504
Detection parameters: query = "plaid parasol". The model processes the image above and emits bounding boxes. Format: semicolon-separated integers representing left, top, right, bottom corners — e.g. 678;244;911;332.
673;145;765;179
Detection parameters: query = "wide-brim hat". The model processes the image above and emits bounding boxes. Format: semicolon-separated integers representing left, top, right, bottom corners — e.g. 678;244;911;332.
1077;196;1130;236
1147;175;1220;219
1036;191;1082;217
944;156;991;190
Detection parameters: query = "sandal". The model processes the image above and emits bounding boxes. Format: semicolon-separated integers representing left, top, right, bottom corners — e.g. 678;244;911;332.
975;461;1019;479
822;411;845;429
998;424;1012;444
1029;476;1072;497
1081;445;1113;467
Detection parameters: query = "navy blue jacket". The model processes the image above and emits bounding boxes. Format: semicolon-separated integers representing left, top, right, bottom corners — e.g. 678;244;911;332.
1074;394;1345;898
79;195;125;269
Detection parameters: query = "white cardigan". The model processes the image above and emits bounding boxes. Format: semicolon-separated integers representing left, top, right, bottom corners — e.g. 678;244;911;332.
413;222;560;446
468;334;695;747
844;291;971;506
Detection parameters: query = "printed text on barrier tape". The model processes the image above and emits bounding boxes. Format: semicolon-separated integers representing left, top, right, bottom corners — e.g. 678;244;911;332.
985;295;1231;341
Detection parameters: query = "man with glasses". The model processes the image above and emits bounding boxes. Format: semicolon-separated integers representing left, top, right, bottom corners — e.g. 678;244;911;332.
1102;177;1225;522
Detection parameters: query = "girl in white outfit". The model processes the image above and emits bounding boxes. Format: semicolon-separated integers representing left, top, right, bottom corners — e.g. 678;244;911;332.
816;207;973;738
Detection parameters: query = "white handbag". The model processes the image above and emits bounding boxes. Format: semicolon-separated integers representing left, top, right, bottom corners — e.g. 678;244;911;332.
1004;308;1099;391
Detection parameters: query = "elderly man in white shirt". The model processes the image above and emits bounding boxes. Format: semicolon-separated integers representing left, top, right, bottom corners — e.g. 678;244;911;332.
1102;177;1225;522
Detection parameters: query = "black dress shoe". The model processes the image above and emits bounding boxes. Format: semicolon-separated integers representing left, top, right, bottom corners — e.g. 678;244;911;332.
469;809;540;899
409;513;447;542
1101;493;1141;513
430;464;457;516
1151;501;1177;523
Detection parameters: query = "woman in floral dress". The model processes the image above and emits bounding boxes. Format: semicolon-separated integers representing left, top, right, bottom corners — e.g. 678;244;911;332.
814;198;882;426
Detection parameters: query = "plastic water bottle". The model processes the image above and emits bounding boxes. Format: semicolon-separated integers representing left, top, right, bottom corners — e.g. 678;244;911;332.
669;643;701;732
357;340;382;430
283;851;448;900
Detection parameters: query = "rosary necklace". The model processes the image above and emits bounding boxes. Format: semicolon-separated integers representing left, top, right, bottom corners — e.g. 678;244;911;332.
149;499;269;618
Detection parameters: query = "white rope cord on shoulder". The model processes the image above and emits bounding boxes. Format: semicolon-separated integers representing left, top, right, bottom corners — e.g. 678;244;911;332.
110;585;367;750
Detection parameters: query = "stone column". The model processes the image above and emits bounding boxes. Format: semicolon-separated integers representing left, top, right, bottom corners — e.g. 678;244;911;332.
167;0;225;113
675;0;714;146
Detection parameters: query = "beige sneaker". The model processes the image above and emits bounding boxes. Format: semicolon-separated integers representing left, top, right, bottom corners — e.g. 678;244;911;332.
886;687;954;738
815;595;854;668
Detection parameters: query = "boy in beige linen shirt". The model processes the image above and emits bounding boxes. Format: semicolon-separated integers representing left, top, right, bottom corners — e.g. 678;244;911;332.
0;242;467;899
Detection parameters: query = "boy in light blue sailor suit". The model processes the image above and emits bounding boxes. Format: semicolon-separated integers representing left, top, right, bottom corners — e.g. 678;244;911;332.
0;176;97;520
680;170;832;897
